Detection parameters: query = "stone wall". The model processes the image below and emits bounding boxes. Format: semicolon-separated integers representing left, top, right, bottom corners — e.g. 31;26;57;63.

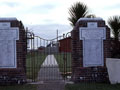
0;18;27;84
71;18;111;82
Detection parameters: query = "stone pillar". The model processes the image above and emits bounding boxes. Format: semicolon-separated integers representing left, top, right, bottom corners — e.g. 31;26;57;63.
0;18;27;84
71;18;111;82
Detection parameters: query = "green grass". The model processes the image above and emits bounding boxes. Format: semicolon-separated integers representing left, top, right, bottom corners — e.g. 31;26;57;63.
65;83;120;90
54;53;72;75
0;84;37;90
26;51;46;80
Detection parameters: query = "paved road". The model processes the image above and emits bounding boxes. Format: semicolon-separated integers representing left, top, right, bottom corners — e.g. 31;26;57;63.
37;55;65;90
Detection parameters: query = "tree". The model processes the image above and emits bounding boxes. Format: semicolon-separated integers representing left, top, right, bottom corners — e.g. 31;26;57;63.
68;2;89;27
108;16;120;58
108;16;120;41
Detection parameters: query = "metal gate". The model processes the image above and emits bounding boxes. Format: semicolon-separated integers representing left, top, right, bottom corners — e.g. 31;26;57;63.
26;30;72;82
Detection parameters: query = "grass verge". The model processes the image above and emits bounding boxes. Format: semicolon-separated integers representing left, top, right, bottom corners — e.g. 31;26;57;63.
54;53;72;76
0;84;37;90
26;51;46;80
65;83;120;90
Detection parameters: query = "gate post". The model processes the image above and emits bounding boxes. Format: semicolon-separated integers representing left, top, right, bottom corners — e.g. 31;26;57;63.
71;18;111;82
0;18;27;84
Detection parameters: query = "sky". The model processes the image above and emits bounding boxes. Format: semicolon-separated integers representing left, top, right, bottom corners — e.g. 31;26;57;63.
0;0;120;39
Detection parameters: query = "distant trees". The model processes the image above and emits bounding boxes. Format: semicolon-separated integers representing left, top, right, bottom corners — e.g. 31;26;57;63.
68;2;89;27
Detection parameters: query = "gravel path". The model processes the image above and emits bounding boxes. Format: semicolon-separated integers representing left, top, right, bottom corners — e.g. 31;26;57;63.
37;55;65;90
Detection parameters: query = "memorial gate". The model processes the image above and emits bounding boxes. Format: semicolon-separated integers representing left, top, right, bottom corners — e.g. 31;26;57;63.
71;18;111;82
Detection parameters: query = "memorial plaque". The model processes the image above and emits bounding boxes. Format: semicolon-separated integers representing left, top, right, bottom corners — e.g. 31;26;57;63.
87;22;97;28
0;22;10;29
0;23;19;68
79;22;106;67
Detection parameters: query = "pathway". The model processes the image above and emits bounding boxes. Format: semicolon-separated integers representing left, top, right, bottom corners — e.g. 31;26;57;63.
37;54;65;90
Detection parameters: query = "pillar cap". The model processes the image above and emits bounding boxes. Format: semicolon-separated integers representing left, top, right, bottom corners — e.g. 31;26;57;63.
0;17;17;21
77;18;103;22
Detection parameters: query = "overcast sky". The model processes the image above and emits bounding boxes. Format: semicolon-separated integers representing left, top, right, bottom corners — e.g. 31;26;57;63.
0;0;120;39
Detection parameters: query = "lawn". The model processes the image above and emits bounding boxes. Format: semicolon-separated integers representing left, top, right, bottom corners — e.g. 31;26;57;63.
26;51;46;81
0;84;37;90
65;83;120;90
54;53;72;77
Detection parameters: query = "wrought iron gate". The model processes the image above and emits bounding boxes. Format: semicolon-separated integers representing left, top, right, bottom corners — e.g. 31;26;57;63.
26;30;72;82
